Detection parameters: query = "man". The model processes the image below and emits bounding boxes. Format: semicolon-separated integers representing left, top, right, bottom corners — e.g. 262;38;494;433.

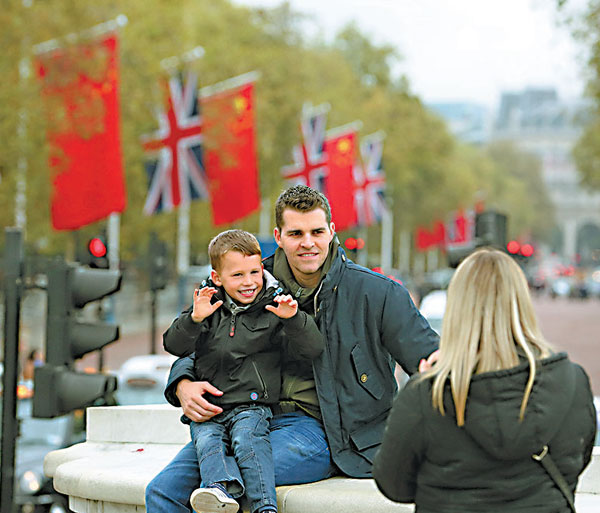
145;185;439;512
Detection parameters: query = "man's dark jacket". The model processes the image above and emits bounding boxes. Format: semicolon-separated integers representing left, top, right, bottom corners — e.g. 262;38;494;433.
163;270;323;409
373;353;596;512
165;247;439;477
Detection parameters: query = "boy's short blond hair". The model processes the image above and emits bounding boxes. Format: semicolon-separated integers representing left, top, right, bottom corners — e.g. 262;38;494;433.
208;230;261;271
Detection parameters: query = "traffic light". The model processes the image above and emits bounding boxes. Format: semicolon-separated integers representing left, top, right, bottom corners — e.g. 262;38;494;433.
506;240;535;264
447;210;508;268
149;233;168;291
85;236;109;268
33;259;121;418
475;210;507;249
344;237;365;258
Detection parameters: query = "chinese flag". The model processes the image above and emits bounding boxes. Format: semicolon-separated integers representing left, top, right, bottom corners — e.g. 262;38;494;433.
201;82;260;226
324;130;358;232
36;33;126;230
415;221;447;251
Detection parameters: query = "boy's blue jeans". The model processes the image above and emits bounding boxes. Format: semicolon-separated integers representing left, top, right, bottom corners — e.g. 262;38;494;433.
190;404;274;513
145;412;336;513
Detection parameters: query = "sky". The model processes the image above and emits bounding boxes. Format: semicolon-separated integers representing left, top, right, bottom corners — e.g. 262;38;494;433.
232;0;588;109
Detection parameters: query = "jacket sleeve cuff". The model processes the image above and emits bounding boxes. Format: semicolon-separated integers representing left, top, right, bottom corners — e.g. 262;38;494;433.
179;312;209;335
280;311;306;330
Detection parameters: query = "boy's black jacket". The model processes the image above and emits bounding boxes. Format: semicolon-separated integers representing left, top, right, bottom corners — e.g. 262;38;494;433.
163;270;323;410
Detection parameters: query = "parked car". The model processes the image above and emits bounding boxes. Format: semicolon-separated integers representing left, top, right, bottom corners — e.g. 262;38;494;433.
595;396;600;446
1;384;84;512
114;354;177;406
418;289;447;335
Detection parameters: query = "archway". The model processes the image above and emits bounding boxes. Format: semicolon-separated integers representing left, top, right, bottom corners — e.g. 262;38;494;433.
576;222;600;267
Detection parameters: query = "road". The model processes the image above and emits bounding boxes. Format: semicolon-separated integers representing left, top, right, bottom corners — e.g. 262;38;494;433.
532;295;600;395
81;295;600;395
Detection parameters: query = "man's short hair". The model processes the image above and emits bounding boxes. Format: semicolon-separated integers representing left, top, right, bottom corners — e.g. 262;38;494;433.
275;185;332;230
208;230;261;271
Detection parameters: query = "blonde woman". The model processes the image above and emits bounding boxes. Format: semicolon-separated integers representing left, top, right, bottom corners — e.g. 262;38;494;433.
373;248;596;513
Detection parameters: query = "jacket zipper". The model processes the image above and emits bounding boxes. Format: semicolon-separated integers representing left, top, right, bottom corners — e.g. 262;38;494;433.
229;312;237;337
313;281;325;315
251;359;268;399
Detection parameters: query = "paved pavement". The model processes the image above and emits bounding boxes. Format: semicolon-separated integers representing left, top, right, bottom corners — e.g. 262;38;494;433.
531;295;600;395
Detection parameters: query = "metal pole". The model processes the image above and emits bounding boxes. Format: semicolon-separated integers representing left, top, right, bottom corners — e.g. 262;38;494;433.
398;230;411;276
177;203;190;312
259;197;271;239
150;290;157;355
1;228;24;513
357;226;368;266
380;205;393;272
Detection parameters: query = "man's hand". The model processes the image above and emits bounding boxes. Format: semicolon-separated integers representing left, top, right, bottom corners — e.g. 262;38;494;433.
191;287;223;323
418;349;440;373
265;294;298;319
176;379;224;422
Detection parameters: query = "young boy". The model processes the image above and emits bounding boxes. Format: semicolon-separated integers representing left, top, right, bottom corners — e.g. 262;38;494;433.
163;229;323;513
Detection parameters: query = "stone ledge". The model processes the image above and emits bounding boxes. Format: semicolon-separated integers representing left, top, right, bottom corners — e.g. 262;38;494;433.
44;405;600;513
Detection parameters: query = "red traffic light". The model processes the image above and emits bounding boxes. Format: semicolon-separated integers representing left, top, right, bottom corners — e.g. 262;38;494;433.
355;238;365;250
88;237;107;258
506;240;520;254
345;237;357;250
520;243;534;257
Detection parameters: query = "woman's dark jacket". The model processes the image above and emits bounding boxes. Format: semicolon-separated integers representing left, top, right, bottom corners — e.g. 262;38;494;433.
165;247;439;477
373;353;596;513
163;270;323;409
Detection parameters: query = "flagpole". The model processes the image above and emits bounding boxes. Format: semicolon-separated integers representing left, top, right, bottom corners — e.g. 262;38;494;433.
157;50;205;312
200;71;261;98
177;202;191;311
381;205;393;271
107;213;120;270
160;46;205;71
326;120;363;139
33;15;128;55
399;230;411;276
105;212;120;341
259;197;271;239
357;226;368;266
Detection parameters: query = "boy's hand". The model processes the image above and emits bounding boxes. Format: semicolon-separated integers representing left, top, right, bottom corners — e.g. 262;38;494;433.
191;286;223;323
265;294;298;319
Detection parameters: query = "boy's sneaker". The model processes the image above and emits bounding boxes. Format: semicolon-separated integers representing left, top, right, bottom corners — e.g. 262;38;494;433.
190;484;239;513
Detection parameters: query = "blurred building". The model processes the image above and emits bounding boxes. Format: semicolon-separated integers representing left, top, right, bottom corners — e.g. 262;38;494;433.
491;87;600;264
428;102;491;145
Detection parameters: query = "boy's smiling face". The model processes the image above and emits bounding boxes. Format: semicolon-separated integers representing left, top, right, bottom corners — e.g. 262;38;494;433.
211;251;264;305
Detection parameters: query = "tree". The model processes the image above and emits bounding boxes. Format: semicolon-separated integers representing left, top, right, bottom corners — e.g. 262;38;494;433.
0;0;550;267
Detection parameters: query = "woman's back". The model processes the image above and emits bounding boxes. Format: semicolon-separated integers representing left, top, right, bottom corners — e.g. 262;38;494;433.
374;353;595;512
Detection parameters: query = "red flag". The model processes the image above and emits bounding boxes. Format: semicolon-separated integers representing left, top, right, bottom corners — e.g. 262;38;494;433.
36;33;126;230
415;221;446;252
324;130;358;232
201;82;260;225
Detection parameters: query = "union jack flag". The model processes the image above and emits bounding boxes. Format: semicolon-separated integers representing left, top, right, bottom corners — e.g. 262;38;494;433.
141;71;208;215
281;103;329;192
353;132;386;226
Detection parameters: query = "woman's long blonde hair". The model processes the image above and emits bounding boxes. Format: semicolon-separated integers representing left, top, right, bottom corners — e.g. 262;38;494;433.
426;247;553;426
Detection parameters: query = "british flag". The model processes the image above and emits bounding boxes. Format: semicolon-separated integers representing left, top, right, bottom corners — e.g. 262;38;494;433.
281;102;329;192
353;132;387;226
141;71;208;215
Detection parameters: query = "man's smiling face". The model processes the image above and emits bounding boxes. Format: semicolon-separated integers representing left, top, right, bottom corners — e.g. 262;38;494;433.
274;207;335;288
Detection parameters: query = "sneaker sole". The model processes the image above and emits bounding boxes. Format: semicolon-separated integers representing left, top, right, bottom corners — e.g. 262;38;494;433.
190;490;239;513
